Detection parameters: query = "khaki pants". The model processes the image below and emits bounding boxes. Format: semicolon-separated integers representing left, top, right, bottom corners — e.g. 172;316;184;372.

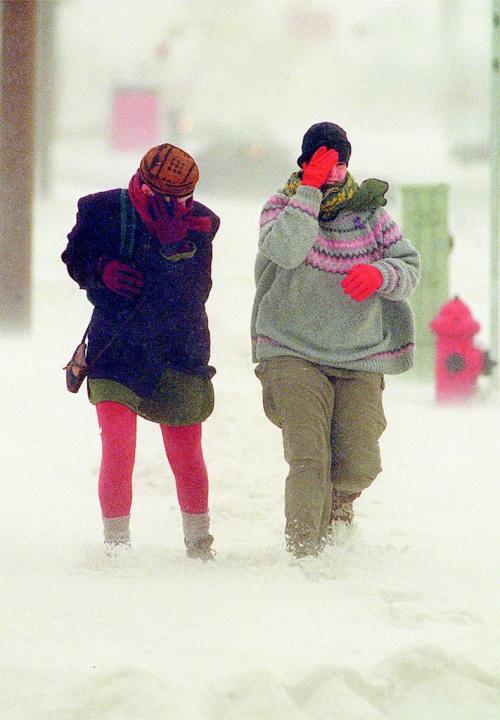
255;356;386;553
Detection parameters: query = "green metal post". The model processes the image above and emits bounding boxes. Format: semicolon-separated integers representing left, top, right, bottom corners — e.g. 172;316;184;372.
400;183;452;377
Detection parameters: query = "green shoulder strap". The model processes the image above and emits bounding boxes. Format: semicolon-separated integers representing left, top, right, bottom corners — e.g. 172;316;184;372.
119;189;137;262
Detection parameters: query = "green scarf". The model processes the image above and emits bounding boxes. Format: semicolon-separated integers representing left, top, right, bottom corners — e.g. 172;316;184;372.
282;171;389;220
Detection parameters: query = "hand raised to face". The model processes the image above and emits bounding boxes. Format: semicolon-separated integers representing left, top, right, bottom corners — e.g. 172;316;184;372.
301;146;339;189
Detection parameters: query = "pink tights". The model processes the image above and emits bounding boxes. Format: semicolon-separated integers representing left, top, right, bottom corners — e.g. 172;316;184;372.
96;401;209;518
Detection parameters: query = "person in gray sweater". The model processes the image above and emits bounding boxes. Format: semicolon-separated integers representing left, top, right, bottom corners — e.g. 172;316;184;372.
251;122;420;557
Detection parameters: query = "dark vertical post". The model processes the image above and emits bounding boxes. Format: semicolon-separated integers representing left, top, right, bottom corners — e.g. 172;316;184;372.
0;0;37;331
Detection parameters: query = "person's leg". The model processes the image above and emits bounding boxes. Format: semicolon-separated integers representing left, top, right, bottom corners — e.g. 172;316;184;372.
329;371;387;524
255;357;335;556
96;401;137;545
160;423;213;560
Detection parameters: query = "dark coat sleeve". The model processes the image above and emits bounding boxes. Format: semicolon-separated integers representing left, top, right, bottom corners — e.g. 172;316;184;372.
61;195;104;290
62;191;122;290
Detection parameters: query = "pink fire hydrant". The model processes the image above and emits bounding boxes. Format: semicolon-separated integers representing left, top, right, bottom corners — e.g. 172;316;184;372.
430;296;493;403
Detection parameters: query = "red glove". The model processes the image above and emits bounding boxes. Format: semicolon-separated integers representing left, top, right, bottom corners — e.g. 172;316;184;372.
98;257;144;298
301;146;339;189
341;264;383;302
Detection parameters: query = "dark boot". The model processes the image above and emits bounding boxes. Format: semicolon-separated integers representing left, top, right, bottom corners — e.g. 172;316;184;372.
330;489;360;525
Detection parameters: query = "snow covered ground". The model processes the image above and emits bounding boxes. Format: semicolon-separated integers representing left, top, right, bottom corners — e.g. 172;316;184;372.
2;147;500;719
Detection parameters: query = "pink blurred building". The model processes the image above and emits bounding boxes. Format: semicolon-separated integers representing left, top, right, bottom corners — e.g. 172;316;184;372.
111;88;159;150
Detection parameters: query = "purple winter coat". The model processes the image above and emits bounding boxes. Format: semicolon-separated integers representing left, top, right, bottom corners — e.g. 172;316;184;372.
62;189;220;397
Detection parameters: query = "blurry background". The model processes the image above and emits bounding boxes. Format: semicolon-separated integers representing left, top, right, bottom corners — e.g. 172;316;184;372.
2;8;500;718
46;0;490;197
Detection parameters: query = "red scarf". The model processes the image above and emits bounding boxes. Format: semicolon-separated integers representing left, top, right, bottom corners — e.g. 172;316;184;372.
127;171;212;248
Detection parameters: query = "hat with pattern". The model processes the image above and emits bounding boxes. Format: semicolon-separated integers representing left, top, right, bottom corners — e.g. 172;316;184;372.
139;143;199;196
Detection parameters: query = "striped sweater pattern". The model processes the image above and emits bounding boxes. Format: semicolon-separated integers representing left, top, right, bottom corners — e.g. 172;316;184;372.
251;183;421;374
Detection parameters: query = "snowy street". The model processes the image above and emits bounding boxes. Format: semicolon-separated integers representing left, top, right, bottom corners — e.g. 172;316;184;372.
2;182;500;719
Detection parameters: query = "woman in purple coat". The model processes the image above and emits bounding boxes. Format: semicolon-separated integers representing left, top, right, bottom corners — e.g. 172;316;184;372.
62;144;220;560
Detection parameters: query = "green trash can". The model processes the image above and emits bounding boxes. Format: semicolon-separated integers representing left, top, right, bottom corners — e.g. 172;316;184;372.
400;183;453;377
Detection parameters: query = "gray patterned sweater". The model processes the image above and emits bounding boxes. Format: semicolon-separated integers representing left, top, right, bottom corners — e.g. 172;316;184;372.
251;183;420;374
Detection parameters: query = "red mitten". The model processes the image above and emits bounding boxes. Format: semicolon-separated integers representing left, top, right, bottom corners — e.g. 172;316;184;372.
99;257;144;298
341;264;383;302
301;146;339;189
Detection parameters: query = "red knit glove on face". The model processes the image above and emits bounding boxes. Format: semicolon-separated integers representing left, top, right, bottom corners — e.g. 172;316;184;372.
98;257;144;298
341;264;383;302
301;146;339;189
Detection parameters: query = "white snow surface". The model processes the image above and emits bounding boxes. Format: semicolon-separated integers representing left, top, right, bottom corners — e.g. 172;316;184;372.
2;153;500;719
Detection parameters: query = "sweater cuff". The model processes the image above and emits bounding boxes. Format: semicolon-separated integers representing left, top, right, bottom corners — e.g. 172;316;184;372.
293;184;323;209
376;261;399;296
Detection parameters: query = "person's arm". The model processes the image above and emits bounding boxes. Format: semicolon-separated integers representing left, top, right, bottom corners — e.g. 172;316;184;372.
258;187;322;269
259;147;338;270
341;209;420;303
62;195;144;297
61;196;102;290
373;209;420;301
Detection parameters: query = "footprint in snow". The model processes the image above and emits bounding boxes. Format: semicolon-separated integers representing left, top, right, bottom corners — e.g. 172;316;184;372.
205;646;500;720
49;669;178;720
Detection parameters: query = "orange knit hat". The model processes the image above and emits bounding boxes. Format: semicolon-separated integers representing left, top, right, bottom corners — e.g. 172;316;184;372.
139;143;199;196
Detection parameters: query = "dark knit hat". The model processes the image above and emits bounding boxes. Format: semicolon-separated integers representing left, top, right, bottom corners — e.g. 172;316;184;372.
139;143;199;196
297;122;352;167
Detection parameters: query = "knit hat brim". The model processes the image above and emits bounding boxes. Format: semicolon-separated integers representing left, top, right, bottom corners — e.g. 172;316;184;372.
297;122;352;167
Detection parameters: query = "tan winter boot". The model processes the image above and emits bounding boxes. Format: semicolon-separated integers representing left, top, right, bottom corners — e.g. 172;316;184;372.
102;515;131;556
182;511;216;561
185;534;216;561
